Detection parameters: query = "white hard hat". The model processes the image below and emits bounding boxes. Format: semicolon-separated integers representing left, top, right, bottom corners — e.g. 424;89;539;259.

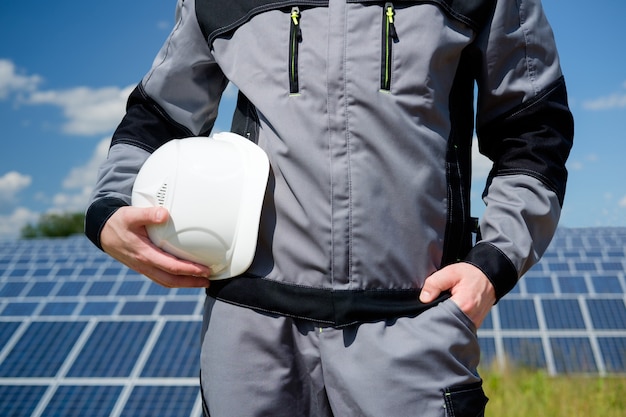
131;132;270;279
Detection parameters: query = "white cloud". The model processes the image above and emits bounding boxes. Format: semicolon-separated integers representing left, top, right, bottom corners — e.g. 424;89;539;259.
567;160;584;171
53;137;111;213
1;59;132;136
582;82;626;111
0;171;32;204
471;136;493;182
0;207;39;238
0;59;42;99
619;195;626;208
26;85;134;136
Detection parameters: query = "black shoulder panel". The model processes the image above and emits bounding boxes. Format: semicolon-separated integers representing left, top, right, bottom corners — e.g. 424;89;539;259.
195;0;328;44
196;0;495;44
352;0;496;31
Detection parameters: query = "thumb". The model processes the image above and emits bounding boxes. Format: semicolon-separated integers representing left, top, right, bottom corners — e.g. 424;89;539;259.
125;206;169;228
419;269;451;304
149;206;169;224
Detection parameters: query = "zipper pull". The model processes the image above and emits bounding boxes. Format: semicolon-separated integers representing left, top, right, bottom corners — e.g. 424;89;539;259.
385;3;398;40
291;7;302;41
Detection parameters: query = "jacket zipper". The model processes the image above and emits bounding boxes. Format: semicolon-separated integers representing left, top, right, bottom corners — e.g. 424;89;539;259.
289;6;302;95
381;2;397;91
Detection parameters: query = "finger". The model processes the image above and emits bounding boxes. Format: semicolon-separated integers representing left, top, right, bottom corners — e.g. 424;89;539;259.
419;269;454;303
124;206;169;229
132;237;212;278
141;265;211;288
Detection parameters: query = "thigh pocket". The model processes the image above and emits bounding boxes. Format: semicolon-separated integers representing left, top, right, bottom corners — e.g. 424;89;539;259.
443;381;488;417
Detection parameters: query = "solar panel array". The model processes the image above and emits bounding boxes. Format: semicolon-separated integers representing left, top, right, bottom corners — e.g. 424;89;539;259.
478;228;626;375
1;228;625;415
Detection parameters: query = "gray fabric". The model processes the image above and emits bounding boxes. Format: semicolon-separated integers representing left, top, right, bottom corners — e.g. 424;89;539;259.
201;298;483;417
89;144;150;205
107;0;566;295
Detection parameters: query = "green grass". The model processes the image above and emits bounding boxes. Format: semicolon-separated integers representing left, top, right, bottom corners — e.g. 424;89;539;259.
481;364;626;417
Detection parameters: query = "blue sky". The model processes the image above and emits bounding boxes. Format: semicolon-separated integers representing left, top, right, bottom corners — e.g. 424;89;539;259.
0;0;625;238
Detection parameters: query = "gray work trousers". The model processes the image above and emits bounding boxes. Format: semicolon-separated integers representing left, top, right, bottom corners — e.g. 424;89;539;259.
200;297;488;417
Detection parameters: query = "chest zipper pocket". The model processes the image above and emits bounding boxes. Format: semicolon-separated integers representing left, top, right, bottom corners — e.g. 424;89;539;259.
289;6;302;95
381;2;398;92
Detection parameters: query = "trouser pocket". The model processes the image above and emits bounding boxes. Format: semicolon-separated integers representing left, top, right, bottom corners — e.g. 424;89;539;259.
443;381;488;417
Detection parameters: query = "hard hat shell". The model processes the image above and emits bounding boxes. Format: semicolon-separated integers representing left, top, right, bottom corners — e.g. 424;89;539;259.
131;132;270;279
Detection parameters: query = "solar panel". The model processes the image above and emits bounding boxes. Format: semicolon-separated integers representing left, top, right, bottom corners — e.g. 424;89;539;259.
0;321;87;377
41;385;123;417
68;321;154;377
502;337;546;369
0;385;48;417
542;299;586;329
0;228;624;415
597;337;626;373
497;299;540;329
550;337;597;373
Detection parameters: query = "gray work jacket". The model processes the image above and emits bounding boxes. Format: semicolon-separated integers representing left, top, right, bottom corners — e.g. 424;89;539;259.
86;0;573;326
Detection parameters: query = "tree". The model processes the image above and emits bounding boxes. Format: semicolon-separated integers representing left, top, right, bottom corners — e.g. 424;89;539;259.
20;212;85;238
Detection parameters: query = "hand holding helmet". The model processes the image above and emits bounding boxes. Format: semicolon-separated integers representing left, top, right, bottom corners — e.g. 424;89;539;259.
131;132;270;279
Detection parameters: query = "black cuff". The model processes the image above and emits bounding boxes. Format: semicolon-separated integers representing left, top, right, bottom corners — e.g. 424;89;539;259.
84;197;129;250
463;242;518;302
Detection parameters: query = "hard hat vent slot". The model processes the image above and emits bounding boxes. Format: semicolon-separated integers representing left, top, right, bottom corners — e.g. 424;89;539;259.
157;183;168;206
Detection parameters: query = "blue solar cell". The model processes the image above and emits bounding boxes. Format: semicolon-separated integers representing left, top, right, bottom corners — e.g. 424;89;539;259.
507;283;521;294
40;302;79;316
597;337;626;373
601;261;624;272
41;385;123;417
142;321;201;378
0;385;48;417
32;267;52;277
0;321;20;350
67;321;154;377
478;337;497;368
0;321;87;377
116;280;145;296
177;287;204;296
80;301;118;316
585;250;603;258
1;302;39;316
26;282;56;297
573;262;597;272
548;262;570;272
55;267;77;277
102;266;123;277
497;299;539;329
120;301;156;315
86;281;115;296
160;301;198;315
525;277;554;294
570;237;584;247
550;337;597;373
9;268;30;278
79;267;100;277
586;299;626;329
591;275;623;294
557;275;588;294
481;311;493;329
146;282;172;295
586;237;601;246
56;281;85;296
542;299;585;329
0;282;27;297
120;385;198;417
502;337;546;369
